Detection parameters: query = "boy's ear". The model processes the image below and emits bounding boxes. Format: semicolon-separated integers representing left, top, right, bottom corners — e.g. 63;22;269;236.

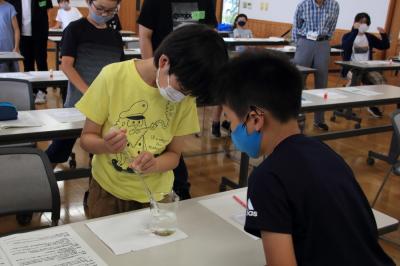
158;54;170;69
254;112;265;132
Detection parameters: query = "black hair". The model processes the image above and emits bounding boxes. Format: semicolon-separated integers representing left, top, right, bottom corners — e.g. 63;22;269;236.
233;14;248;30
213;50;303;122
57;0;69;3
87;0;122;4
354;12;371;26
154;24;228;102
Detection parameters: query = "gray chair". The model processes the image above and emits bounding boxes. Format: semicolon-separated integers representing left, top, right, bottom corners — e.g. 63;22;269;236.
0;78;34;110
372;109;400;207
0;148;60;227
0;78;35;148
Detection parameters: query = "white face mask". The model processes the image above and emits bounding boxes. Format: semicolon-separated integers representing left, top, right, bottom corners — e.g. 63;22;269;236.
156;68;186;103
358;24;369;33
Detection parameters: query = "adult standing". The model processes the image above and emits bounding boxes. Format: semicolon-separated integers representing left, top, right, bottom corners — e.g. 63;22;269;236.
7;0;53;104
137;0;218;199
292;0;339;131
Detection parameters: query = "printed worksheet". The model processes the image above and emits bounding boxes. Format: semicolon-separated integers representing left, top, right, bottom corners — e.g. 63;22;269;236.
0;226;106;266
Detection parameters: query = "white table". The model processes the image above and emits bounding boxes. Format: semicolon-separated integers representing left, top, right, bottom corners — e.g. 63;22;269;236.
1;188;397;266
123;48;141;59
223;37;289;46
49;28;135;37
267;46;343;56
48;36;139;69
0;71;67;89
0;52;23;64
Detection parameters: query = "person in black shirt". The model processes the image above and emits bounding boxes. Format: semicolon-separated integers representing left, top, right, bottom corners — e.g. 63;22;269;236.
137;0;218;200
214;50;394;266
46;0;123;169
7;0;53;103
137;0;217;58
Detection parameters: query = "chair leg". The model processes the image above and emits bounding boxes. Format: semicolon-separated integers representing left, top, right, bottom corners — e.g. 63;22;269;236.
371;167;393;207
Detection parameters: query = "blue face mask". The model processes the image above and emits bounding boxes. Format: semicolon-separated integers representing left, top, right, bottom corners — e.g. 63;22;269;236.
231;123;262;158
89;10;113;25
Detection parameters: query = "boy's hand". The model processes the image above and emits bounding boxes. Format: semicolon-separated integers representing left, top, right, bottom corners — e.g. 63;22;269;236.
13;47;19;53
130;151;158;174
103;128;127;153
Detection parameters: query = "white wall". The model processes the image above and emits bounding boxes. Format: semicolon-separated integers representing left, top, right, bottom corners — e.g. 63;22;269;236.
239;0;390;32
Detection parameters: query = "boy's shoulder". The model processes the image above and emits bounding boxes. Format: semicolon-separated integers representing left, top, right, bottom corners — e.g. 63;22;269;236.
67;17;87;28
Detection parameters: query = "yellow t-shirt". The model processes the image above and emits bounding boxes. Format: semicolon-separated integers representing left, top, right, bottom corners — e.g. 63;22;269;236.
75;60;200;202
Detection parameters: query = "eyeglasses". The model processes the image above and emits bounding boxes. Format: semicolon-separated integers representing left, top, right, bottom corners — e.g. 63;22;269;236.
242;105;264;128
90;1;118;16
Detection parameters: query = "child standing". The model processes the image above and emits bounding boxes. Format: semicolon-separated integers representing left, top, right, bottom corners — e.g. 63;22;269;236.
0;0;20;72
53;0;82;31
76;24;228;218
45;0;124;169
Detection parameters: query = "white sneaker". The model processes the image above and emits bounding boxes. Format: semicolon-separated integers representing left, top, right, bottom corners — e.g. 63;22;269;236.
34;91;47;104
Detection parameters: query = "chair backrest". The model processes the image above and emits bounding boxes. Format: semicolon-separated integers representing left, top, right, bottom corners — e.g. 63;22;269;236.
0;148;60;224
0;78;34;110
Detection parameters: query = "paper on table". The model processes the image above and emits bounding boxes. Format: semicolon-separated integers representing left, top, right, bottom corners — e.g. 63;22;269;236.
340;87;382;96
47;108;85;123
0;112;43;129
360;60;393;65
304;90;347;99
0;73;33;80
198;191;259;240
0;226;106;266
86;209;188;255
301;97;312;104
0;247;10;266
266;37;285;42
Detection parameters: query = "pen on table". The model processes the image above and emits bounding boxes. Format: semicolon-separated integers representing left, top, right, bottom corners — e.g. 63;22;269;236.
233;195;247;209
323;92;328;100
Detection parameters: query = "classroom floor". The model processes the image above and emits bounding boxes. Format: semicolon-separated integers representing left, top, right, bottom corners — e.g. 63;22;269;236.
1;65;400;262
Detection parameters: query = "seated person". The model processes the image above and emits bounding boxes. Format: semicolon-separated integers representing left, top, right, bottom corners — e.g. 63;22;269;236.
52;0;82;30
214;50;395;266
342;12;390;118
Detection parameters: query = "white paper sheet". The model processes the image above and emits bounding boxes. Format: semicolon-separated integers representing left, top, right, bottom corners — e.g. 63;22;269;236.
0;73;33;80
301;98;312;104
340;87;383;96
304;90;347;99
198;191;259;240
47;108;85;123
86;209;188;255
360;60;394;65
0;226;106;266
0;112;43;129
265;37;286;42
0;248;10;266
28;71;64;79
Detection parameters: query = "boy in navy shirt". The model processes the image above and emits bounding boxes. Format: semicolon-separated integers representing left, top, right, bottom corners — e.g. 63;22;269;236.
214;50;394;266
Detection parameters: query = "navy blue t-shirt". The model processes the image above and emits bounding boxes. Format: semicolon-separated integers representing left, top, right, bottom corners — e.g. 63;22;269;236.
244;134;394;266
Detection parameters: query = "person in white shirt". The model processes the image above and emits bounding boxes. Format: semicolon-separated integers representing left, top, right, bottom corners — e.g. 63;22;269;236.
52;0;82;30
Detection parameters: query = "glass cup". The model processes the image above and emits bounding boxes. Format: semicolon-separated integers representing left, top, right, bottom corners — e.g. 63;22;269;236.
149;191;179;237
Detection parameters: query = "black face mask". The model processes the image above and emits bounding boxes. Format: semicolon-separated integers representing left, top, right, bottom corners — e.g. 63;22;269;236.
238;21;246;27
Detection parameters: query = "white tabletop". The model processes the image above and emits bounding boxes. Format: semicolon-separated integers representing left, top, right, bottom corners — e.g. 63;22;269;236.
0;71;67;82
1;188;396;266
268;46;343;55
0;51;24;61
223;37;288;46
335;60;400;71
49;36;139;43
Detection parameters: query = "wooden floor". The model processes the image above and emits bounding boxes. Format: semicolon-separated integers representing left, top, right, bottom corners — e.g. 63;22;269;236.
1;63;400;262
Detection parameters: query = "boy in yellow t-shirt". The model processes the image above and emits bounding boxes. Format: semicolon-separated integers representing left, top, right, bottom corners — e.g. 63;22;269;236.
76;24;228;218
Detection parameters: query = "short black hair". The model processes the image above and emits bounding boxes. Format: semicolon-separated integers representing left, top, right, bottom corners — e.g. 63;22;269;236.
354;13;371;26
214;50;303;122
154;24;228;102
233;14;248;29
57;0;69;3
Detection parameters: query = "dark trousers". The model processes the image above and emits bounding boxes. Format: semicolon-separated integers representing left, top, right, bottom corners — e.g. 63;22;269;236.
20;36;48;94
173;156;191;200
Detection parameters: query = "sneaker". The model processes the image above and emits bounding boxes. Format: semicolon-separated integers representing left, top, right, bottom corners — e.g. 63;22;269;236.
314;122;329;131
221;120;231;132
367;107;383;118
211;121;221;138
34;90;47;104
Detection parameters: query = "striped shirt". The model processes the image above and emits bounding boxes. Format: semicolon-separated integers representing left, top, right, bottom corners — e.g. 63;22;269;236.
292;0;339;43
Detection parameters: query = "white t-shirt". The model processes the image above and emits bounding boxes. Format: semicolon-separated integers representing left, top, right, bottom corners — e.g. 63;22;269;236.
21;0;32;36
351;34;370;62
56;7;82;30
